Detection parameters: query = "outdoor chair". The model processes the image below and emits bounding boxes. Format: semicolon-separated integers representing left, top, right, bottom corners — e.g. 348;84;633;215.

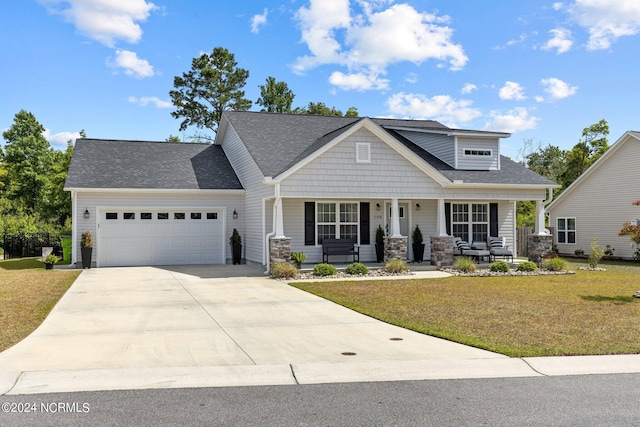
488;236;513;262
454;238;490;262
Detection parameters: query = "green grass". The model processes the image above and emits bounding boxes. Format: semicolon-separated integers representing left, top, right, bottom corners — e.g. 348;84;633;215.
0;258;81;352
290;258;640;357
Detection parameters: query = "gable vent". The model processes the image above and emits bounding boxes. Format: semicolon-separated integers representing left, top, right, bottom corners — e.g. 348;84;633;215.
356;143;371;163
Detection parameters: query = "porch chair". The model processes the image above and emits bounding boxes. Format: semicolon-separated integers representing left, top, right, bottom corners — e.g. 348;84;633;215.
453;237;490;262
488;236;513;262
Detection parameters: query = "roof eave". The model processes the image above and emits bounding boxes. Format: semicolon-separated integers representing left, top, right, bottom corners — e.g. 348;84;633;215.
64;187;245;194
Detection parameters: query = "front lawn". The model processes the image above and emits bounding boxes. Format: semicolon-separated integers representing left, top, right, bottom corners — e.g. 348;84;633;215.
0;258;81;352
289;259;640;357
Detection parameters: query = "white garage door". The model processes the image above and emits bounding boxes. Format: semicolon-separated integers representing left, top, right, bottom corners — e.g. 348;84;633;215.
98;209;225;267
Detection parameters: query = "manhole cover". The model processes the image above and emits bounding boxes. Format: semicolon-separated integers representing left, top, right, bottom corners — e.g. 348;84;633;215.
341;352;357;356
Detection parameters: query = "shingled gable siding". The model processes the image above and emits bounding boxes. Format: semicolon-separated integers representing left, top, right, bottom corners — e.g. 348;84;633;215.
279;128;444;198
549;135;640;259
74;191;243;265
220;124;274;265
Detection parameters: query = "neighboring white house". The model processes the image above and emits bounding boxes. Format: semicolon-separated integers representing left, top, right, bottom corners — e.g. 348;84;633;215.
65;111;557;268
547;131;640;260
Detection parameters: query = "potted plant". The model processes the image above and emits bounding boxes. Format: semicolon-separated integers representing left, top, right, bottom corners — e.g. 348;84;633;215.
375;225;385;263
229;228;242;265
290;251;307;268
81;230;93;269
43;253;58;270
412;225;425;263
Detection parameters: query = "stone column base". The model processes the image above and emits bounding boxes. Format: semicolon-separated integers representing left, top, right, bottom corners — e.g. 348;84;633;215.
430;236;455;267
384;236;407;261
269;237;291;271
528;234;553;264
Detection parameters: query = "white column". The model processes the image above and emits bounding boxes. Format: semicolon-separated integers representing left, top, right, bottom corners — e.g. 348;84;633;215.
436;198;448;236
391;198;402;237
273;184;286;238
534;199;547;235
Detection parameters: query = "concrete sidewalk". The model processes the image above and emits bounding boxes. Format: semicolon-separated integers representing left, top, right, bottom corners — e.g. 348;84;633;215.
1;265;639;395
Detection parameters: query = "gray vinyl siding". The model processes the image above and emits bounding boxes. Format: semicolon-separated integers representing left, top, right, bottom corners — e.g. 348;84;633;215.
456;138;500;170
280;128;445;199
220;124;274;265
549;135;640;259
396;130;455;167
75;191;243;265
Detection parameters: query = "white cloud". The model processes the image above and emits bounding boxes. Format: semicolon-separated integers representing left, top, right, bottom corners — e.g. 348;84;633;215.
568;0;640;50
38;0;157;47
42;129;82;148
484;107;539;133
552;2;564;11
405;72;418;84
461;83;477;94
540;77;578;99
293;1;467;90
109;50;154;78
542;28;573;53
499;81;526;100
127;96;171;108
386;92;481;127
329;71;389;90
251;8;268;34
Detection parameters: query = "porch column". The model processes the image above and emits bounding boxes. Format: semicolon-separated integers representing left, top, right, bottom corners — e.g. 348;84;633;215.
436;198;448;237
274;197;285;238
390;198;402;237
534;199;548;235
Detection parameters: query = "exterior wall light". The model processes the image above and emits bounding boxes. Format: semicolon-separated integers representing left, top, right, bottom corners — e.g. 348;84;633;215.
376;203;381;210
233;209;238;219
84;209;90;219
416;203;421;211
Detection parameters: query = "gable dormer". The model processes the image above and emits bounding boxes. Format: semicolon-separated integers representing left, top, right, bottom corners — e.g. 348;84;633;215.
385;126;509;171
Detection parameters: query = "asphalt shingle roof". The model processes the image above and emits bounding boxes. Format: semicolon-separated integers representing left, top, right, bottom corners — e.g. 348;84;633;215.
223;111;557;186
65;139;243;190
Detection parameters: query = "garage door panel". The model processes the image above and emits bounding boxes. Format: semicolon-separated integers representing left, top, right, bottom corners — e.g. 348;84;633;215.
99;209;224;267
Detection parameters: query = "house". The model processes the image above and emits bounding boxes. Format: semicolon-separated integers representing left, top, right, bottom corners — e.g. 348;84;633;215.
64;111;557;269
547;131;640;260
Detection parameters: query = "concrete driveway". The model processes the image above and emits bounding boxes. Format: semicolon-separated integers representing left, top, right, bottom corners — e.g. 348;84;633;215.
4;265;637;395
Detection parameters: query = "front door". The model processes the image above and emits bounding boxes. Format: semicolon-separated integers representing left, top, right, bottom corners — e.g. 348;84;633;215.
385;202;409;237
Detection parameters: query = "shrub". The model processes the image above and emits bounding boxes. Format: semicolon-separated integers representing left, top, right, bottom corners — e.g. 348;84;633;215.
516;261;538;272
588;238;604;268
489;260;510;273
385;258;408;273
541;257;567;271
574;249;584;256
81;230;93;248
43;254;59;265
270;262;298;279
229;228;242;245
453;257;476;273
345;262;369;275
290;251;307;265
375;225;385;245
412;225;423;245
313;263;337;276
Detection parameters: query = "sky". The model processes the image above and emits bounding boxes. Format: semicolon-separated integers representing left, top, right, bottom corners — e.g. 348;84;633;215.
2;0;639;160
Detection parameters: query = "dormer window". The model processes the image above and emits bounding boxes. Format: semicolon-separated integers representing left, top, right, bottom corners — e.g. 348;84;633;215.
464;149;492;156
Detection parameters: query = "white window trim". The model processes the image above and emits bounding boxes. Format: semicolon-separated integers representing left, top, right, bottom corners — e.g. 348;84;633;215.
451;202;489;243
557;217;577;245
356;143;371;163
463;148;492;157
316;201;360;246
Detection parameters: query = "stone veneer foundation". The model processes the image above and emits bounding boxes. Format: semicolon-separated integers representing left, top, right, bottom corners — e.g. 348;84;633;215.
269;237;291;271
430;236;455;267
384;236;407;261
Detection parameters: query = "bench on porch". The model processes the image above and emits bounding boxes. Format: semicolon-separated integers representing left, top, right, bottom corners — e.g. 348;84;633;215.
322;238;360;264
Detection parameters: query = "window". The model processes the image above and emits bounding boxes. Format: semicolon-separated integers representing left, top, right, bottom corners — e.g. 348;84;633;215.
557;217;576;244
356;143;371;163
174;212;185;220
191;212;202;220
451;203;488;243
141;213;152;220
316;202;358;244
388;206;406;218
123;212;135;220
464;149;492;156
106;212;118;220
206;212;218;220
157;213;169;220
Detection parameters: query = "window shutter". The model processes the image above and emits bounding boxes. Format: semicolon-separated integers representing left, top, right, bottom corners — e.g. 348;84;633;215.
304;202;315;245
360;202;370;245
445;203;451;235
489;203;499;238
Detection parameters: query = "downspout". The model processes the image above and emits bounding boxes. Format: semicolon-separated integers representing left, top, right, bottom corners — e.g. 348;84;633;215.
71;190;77;266
264;197;275;274
263;178;281;274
